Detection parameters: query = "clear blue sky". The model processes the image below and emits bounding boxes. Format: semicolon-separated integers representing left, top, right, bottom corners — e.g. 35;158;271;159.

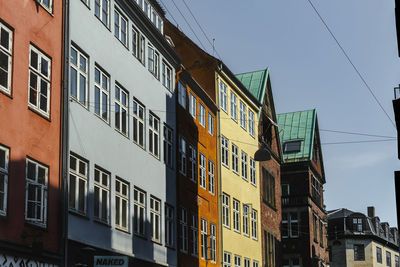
160;0;400;227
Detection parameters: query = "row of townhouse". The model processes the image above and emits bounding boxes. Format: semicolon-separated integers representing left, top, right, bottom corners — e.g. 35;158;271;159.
0;0;331;266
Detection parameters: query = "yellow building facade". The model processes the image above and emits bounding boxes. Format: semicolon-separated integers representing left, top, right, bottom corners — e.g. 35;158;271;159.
216;70;262;267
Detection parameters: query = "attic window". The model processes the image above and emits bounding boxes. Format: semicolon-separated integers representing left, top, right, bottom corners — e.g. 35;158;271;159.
284;141;301;153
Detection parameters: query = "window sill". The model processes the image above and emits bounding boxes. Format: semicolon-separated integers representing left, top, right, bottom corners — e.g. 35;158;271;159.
0;88;12;99
37;3;54;17
28;106;51;122
233;229;241;234
80;0;90;9
165;244;175;250
262;200;277;212
222;163;229;169
69;209;90;220
232;170;239;176
94;14;111;32
149;152;160;161
151;239;162;246
133;232;147;240
242;177;249;182
223;225;231;230
115;226;131;234
94;218;111;227
70;97;89;111
25;220;47;230
115;128;129;140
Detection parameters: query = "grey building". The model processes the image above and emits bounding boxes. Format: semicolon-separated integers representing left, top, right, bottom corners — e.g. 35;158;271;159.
64;0;180;266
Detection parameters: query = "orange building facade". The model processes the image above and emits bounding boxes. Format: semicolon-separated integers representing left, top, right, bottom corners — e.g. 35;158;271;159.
0;0;63;265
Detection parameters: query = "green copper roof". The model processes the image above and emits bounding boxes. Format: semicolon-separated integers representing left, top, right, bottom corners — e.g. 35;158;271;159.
277;109;316;163
235;68;269;104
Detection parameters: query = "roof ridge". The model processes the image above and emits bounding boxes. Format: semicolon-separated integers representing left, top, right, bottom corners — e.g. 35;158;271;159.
235;67;269;76
277;108;316;116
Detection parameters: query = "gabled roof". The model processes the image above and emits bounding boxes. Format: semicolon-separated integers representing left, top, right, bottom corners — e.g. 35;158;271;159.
328;208;355;219
277;109;317;163
235;68;269;104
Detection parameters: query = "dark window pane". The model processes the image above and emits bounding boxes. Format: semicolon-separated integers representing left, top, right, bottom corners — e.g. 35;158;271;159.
0;67;7;89
115;197;120;226
95;87;100;114
27;162;36;180
101;190;107;221
0;149;5;169
70;67;77;98
78;179;85;212
70;48;77;65
41;58;48;77
0;29;9;50
30;50;38;69
79;74;86;103
69;174;76;208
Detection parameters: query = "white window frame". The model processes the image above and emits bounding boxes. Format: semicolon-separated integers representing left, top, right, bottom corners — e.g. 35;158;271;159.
94;66;109;122
178;82;186;108
38;0;53;13
133;187;146;236
222;193;230;227
221;136;229;168
25;158;48;227
162;61;172;91
208;112;214;135
233;199;240;233
69;154;88;214
235;255;242;267
114;8;128;47
115;178;129;231
282;212;299;238
224;252;232;267
147;45;159;79
219;80;227;112
132;26;140;58
189;93;197;119
28;45;51;117
199;103;206;127
201;218;208;260
231;144;239;174
165;204;174;247
149;112;160;158
0;22;13;95
210;223;217;263
150;196;161;242
244;258;251;267
230;92;237;121
199;153;206;189
115;84;129;136
163;125;173;168
240;101;247;130
241;151;248;181
180;207;188;252
243;204;249;236
70;46;88;106
133;99;145;148
253;261;259;267
251;209;258;240
188;145;197;182
208;160;215;194
250;158;256;186
0;145;9;216
93;167;110;223
95;0;110;27
248;110;255;137
179;136;187;175
190;213;198;256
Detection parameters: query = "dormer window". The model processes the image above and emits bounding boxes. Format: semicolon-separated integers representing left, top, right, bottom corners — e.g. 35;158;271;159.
353;218;363;232
284;140;301;153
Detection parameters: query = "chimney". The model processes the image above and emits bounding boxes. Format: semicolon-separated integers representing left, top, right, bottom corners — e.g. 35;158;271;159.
368;206;375;218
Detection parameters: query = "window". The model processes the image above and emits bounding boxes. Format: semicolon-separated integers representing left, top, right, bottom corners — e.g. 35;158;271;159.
282;258;299;267
199;153;206;189
221;136;229;167
149;113;160;158
179;207;188;252
222;193;230;227
133;99;145;148
282;212;299;238
94;66;109;122
70;46;88;106
244;258;250;267
208;160;215;194
115;178;129;231
115;85;128;136
210;223;217;263
147;45;159;78
281;184;290;196
264;231;276;267
150;196;161;242
231;144;239;174
188;145;196;182
178;136;186;175
243;204;249;236
311;175;321;205
132;27;139;58
253;261;259;267
201;218;208;259
162;61;172;90
319;220;324;247
178;82;186;108
377;247;382;263
0;22;12;94
387;251;392;266
37;0;52;12
353;244;365;261
25;159;48;226
313;214;318;242
189;93;197;118
29;45;51;117
190;213;198;256
284;141;301;153
395;255;399;267
139;36;146;64
133;187;146;235
114;9;128;46
165;204;174;247
353;217;363;232
230;92;237;121
219;80;227;112
163;125;173;168
233;199;240;232
69;155;87;214
199;103;206;127
95;0;109;26
208;112;214;135
241;151;248;180
262;168;275;208
0;145;9;216
251;210;257;239
248;110;255;137
250;158;256;186
235;255;242;267
94;167;109;223
224;252;232;267
239;101;247;130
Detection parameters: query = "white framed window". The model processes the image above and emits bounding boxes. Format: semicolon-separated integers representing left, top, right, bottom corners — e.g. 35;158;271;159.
0;145;9;216
222;193;230;227
38;0;53;13
114;8;128;47
248;110;255;137
244;258;251;267
133;187;146;236
219;80;227;112
95;0;109;26
139;35;146;64
221;136;229;167
189;93;197;118
70;46;88;106
253;261;259;267
210;223;217;263
199;153;206;189
25;158;48;226
69;154;88;214
282;212;299;238
178;136;186;175
243;204;249;236
0;22;13;94
190;213;198;256
28;45;51;117
235;255;242;267
251;209;257;239
241;151;248;181
240;101;247;130
178;82;186;108
208;160;215;194
165;204;174;247
201;218;208;259
231;144;239;174
163;125;173;168
208;112;214;135
150;196;161;242
149;113;160;158
230;92;237;121
115;178;129;231
233;199;240;233
224;252;232;267
250;158;256;186
133;99;145;148
199;103;206;127
148;45;159;78
179;207;188;252
132;27;139;58
115;85;128;136
94;66;109;122
162;61;172;91
188;145;196;182
94;167;110;223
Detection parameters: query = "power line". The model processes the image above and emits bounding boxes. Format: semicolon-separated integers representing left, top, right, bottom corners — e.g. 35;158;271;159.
158;0;179;26
305;0;396;129
321;139;396;145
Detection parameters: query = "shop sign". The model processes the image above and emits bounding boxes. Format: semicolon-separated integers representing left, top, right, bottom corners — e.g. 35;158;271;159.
94;256;128;267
